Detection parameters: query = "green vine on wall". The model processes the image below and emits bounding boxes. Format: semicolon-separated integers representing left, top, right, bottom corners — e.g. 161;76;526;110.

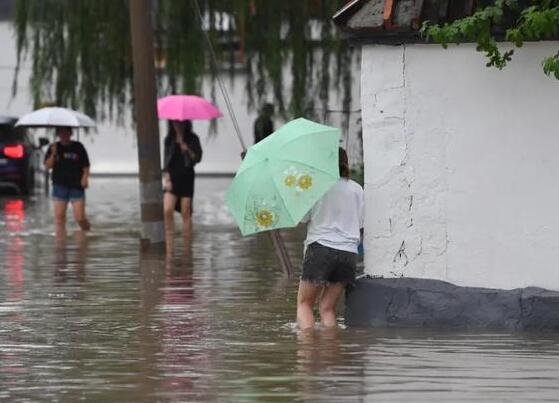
421;0;559;79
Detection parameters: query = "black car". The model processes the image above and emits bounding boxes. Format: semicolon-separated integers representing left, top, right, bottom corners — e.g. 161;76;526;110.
0;116;48;194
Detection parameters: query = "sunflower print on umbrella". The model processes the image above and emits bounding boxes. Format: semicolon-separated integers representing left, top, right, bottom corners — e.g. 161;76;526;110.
283;166;313;192
249;199;280;231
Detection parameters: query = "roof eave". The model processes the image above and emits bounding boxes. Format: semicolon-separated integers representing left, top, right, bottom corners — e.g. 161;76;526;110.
340;29;424;46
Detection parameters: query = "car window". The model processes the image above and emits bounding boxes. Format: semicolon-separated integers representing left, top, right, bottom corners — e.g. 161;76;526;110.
0;124;25;143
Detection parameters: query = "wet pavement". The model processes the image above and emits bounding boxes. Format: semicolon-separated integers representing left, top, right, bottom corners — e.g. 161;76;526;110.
1;177;559;402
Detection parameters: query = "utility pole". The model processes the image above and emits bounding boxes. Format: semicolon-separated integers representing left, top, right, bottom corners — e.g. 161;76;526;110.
129;0;165;247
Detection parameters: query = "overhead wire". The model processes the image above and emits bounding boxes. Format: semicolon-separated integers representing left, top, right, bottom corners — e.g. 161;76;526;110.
191;0;247;152
190;0;293;278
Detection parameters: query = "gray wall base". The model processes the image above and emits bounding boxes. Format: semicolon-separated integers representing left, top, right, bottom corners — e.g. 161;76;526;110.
345;277;559;330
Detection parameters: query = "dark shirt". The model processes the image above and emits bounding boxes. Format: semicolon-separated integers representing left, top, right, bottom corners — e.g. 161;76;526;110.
169;147;191;176
254;115;274;144
44;141;90;189
163;132;202;173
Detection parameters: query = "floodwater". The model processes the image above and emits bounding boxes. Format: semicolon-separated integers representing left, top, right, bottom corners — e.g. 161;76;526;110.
1;177;559;402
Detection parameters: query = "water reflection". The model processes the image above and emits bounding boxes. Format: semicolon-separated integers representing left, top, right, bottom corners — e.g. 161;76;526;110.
3;199;25;303
297;329;342;371
54;230;89;284
137;249;166;401
160;254;212;400
5;199;25;232
1;198;27;390
1;179;559;401
139;249;217;401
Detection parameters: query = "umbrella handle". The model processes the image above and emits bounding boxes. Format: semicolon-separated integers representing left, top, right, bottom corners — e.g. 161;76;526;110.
240;147;293;278
268;230;294;279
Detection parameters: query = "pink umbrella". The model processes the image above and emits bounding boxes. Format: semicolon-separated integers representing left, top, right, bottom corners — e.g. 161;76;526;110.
157;95;223;121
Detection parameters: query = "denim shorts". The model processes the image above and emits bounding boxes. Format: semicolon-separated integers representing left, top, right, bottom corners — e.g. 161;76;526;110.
301;242;357;285
52;184;85;202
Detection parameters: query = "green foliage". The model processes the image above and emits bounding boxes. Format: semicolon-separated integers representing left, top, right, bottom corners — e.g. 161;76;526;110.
13;0;355;122
543;52;559;78
421;0;559;78
14;0;133;121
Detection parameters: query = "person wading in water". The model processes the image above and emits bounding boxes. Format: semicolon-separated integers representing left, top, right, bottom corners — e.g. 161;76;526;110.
162;120;203;255
44;126;91;240
296;147;364;330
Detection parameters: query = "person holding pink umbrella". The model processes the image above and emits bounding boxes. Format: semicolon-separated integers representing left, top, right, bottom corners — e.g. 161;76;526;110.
162;120;202;254
158;95;221;255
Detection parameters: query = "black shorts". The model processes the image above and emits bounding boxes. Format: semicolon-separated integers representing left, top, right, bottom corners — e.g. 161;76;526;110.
301;242;357;285
168;170;195;198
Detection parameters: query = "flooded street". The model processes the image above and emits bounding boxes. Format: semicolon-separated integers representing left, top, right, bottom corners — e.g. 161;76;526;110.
1;177;559;402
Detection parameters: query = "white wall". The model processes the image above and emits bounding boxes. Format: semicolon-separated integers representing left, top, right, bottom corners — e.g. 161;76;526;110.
362;42;559;290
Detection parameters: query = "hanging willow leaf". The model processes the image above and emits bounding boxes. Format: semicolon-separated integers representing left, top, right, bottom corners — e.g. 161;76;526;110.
13;0;355;124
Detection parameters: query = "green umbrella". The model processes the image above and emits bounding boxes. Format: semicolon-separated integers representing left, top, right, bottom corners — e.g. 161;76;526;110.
225;117;340;236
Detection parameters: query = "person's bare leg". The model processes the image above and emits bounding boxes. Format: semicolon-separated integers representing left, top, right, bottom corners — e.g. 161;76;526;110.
71;199;90;231
180;197;192;252
318;282;346;328
297;281;323;330
163;192;177;256
53;200;68;241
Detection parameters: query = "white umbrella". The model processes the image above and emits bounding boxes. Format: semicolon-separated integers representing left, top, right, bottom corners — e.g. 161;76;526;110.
0;116;17;125
15;107;96;128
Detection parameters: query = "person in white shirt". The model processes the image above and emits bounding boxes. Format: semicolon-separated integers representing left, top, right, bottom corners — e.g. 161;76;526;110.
297;147;364;330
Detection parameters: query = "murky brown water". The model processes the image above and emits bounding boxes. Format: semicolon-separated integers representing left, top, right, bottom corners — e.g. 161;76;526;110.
2;177;559;402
